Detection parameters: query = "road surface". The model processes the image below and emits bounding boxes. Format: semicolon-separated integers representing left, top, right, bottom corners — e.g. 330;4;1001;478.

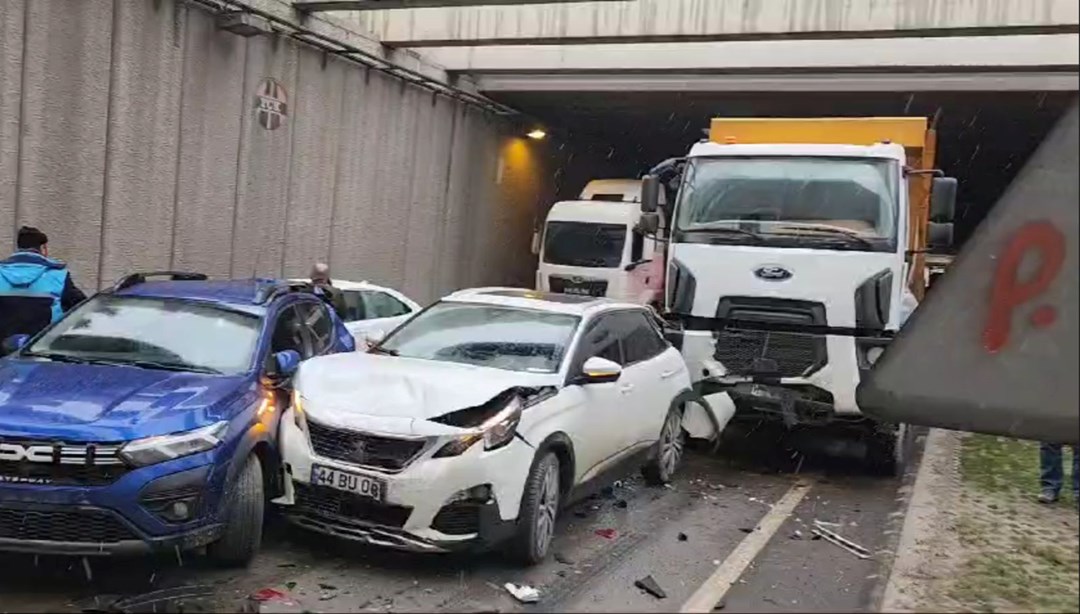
0;426;921;613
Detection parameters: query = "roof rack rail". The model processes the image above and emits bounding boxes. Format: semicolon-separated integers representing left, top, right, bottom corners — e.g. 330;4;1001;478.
253;280;317;305
109;271;208;293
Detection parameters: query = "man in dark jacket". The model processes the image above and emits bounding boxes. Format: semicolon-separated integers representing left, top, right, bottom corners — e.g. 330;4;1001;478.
0;226;87;342
310;262;346;319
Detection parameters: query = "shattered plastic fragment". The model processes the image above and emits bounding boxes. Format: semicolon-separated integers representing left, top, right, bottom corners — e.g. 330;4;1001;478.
504;583;540;603
595;528;618;539
634;575;667;599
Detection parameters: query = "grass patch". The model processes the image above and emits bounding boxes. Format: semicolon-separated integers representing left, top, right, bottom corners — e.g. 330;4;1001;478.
959;434;1063;500
949;435;1080;613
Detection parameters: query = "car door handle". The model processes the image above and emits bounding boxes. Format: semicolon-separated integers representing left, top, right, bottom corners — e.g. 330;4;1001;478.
619;384;634;394
660;370;677;379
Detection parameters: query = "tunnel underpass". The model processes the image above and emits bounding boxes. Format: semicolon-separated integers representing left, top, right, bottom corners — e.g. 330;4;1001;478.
501;90;1075;250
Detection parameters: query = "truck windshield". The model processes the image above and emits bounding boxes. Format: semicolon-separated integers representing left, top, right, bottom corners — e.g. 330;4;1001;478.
543;221;627;268
675;157;899;251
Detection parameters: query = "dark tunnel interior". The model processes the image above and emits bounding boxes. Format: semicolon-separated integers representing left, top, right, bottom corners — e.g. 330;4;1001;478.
499;90;1075;250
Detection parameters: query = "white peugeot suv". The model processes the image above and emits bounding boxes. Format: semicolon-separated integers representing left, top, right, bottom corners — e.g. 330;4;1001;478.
275;288;723;564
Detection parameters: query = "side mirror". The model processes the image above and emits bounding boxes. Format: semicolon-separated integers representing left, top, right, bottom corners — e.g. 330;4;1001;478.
270;349;301;379
636;212;660;235
640;175;660;214
928;222;954;250
530;229;541;256
363;329;387;349
576;356;622;385
1;334;31;355
930;176;957;222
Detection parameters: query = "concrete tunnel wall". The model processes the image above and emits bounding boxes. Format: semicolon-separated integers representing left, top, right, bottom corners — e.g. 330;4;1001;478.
0;0;574;304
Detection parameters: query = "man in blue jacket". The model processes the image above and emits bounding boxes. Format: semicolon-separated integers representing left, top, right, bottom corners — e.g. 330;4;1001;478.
0;226;87;342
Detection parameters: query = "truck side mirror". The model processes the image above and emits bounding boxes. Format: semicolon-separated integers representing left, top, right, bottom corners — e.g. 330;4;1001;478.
636;212;660;235
641;175;660;214
530;229;541;256
928;222;954;250
930;177;957;222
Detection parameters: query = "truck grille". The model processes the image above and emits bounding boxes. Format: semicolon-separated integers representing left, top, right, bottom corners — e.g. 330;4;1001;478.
0;507;137;543
548;276;608;298
291;483;411;528
713;298;827;378
307;421;426;472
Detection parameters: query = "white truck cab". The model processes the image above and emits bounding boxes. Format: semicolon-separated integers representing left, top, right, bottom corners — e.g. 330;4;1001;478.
534;180;667;306
639;117;957;474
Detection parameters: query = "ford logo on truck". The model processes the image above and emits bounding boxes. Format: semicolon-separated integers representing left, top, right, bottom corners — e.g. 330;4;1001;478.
754;265;793;281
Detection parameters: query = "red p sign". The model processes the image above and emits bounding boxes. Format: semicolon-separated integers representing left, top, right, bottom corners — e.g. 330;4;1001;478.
983;221;1066;353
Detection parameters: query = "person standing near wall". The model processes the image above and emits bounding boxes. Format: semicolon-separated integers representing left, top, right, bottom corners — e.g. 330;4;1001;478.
309;262;346;319
1038;443;1079;505
0;226;87;341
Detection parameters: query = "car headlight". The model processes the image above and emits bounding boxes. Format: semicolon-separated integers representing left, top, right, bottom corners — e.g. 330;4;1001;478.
433;397;523;458
292;389;308;430
120;421;229;467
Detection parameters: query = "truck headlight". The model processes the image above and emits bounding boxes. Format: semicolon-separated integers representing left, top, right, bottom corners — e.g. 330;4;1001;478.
120;422;229;467
433;397;523;458
865;346;885;365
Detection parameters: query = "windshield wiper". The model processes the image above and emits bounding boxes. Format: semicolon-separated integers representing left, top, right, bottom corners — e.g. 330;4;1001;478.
682;223;764;237
20;352;220;373
771;224;877;249
119;360;222;374
21;351;92;364
368;345;399;356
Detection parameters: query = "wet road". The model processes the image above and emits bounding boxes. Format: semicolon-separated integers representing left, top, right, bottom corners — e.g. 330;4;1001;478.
0;427;921;613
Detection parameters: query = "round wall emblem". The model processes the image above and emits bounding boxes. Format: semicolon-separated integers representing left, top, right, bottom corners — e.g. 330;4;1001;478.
255;78;288;131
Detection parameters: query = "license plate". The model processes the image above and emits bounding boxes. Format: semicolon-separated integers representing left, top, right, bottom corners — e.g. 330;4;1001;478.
310;465;385;500
564;286;591;295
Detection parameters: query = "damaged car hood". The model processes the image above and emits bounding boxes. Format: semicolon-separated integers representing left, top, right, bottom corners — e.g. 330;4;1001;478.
295;352;558;428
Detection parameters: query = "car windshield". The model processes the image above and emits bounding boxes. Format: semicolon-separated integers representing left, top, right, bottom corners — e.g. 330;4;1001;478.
543;221;627;268
377;302;579;373
25;295;261;375
676;156;900;249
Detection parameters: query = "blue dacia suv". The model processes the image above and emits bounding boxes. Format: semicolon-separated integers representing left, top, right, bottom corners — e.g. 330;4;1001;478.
0;272;355;565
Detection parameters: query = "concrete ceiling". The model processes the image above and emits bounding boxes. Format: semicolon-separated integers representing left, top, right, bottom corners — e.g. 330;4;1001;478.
492;90;1078;245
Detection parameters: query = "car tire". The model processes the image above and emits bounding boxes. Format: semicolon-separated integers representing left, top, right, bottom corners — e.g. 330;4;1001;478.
866;422;909;477
206;455;264;567
509;451;561;566
642;405;686;486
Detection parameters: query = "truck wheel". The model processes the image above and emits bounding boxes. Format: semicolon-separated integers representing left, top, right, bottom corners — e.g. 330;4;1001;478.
642;405;686;485
509;452;561;566
865;422;909;477
207;455;264;566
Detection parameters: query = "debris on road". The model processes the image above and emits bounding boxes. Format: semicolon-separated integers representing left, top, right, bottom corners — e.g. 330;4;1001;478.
791;529;804;540
504;583;540;604
812;521;871;559
554;552;575;565
634;575;668;599
72;594;121;613
318;583;337;591
595;528;618;539
677;532;688;542
739;527;755;534
615;499;628;509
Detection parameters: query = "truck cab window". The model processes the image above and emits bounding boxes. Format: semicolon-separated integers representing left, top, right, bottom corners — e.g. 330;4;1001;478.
543;221;627;268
